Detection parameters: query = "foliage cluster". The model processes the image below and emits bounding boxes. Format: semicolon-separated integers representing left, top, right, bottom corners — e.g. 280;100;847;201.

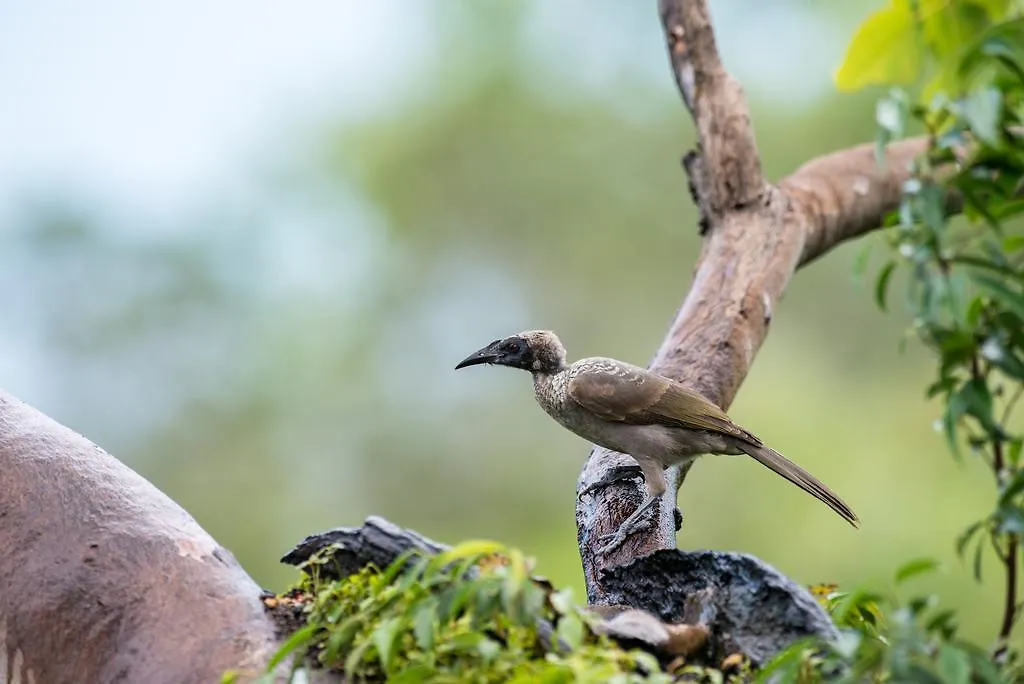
767;561;1020;682
255;541;682;684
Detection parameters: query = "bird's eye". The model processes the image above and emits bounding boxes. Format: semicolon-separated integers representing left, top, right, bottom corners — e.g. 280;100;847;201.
504;342;520;354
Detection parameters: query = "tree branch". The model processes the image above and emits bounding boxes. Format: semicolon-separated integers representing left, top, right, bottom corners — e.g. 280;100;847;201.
0;390;281;683
575;0;939;601
659;0;765;218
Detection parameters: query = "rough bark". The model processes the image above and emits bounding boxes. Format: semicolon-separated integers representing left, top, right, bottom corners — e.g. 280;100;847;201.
574;0;935;600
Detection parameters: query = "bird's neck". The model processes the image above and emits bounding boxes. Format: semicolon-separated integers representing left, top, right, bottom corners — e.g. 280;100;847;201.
531;367;568;411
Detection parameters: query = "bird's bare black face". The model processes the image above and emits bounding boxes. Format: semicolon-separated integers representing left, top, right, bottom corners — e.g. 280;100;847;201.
455;335;535;371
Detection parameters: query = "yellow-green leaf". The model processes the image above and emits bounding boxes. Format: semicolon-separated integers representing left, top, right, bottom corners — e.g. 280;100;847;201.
836;1;923;91
434;540;506;568
973;0;1015;20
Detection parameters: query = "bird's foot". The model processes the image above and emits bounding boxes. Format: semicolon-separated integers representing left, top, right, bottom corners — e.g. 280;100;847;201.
577;464;645;502
595;519;654;556
594;495;658;556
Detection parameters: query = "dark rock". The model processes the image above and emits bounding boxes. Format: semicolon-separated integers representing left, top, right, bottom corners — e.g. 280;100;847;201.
281;516;446;581
599;549;837;665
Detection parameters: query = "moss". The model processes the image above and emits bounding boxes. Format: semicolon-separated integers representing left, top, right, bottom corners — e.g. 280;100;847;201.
255;540;743;683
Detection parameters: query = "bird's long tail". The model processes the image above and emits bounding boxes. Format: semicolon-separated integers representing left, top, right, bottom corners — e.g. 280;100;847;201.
736;442;859;527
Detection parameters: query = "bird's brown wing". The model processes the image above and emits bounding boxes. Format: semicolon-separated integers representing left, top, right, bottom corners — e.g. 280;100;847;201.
566;359;761;445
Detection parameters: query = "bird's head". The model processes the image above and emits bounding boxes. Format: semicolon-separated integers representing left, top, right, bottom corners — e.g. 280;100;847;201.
455;330;567;374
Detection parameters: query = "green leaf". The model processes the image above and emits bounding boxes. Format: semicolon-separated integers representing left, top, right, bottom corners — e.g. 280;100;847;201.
965;294;986;328
829;588;886;625
836;2;922;91
434;540;505;568
398;557;431;593
754;638;818;683
853;243;873;284
996;504;1024;534
371;617;404;673
876;261;898;311
943;402;963;459
923;0;991;61
476;636;501;663
962;87;1004;146
950;254;1021;281
894;557;941;584
974;0;1014;21
473;585;503;629
931;328;976;368
1003;235;1024;252
448;581;479;622
966;644;1010;683
324;614;364;662
388;664;436;684
959;19;1024;86
980;337;1024;380
917;181;947;234
1008;439;1023;467
972;273;1024;318
907;594;939;616
439;631;483;655
549;588;576;616
938;645;971;684
379;548;419;586
956;520;985;559
950;377;999;436
413;598;437;651
556;612;585;650
904;664;945;684
342;635;374;677
878;90;912;138
265;623;319;672
973;534;986;581
999;469;1024;506
926;608;958;637
926;376;957;398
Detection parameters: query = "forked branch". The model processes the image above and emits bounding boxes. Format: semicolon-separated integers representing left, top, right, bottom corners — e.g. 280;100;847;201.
575;0;939;602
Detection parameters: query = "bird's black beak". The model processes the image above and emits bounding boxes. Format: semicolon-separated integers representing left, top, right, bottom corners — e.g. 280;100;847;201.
455;339;503;370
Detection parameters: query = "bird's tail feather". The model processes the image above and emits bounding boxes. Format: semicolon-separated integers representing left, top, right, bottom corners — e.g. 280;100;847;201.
736;442;859;527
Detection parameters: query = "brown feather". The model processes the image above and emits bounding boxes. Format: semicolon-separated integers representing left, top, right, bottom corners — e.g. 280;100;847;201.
567;360;859;528
736;442;860;527
567;361;758;443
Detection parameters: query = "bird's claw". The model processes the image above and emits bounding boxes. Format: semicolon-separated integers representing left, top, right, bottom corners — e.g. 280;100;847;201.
577;464;645;502
593;496;659;556
594;516;655;556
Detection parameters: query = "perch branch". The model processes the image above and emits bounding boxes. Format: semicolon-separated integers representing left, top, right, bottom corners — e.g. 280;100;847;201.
576;0;949;602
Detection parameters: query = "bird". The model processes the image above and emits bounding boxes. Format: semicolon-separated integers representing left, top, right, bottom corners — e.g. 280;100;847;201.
455;330;859;555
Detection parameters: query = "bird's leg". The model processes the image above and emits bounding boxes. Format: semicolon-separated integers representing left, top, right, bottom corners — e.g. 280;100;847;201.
595;494;659;555
594;456;668;556
577;464;645;501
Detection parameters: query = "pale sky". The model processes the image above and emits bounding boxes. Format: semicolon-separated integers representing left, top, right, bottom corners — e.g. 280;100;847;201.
0;1;437;219
0;1;844;225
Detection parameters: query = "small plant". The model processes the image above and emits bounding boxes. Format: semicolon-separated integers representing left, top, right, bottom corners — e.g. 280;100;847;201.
260;541;673;683
762;559;1019;682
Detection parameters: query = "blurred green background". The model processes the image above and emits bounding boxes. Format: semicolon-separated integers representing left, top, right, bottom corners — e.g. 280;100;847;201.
0;0;1011;646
